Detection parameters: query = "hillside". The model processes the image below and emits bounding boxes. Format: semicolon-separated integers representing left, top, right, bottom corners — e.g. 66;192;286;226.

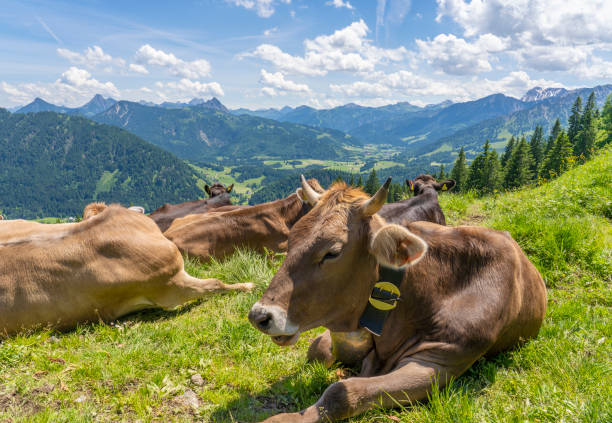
0;109;204;218
17;94;117;117
1;148;609;422
94;101;360;161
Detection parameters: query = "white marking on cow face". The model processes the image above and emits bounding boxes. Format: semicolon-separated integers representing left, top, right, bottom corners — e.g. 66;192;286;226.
249;302;299;339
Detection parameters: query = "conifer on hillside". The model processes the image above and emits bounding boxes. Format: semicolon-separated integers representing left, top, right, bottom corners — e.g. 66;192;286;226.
438;164;446;180
501;135;516;168
541;130;573;179
546;118;562;155
364;169;379;195
504;137;533;188
466;140;490;191
575;92;597;159
529;125;544;178
568;96;583;145
601;94;612;147
450;147;468;191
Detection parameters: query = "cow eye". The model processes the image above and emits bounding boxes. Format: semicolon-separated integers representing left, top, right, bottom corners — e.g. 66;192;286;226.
321;251;340;263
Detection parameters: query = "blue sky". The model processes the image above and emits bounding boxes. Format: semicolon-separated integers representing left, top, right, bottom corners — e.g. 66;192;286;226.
1;0;611;109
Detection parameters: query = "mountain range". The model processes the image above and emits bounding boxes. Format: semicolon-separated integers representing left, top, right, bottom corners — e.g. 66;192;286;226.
0;109;203;218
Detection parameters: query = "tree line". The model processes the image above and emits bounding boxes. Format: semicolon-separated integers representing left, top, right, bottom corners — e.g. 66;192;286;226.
449;93;612;193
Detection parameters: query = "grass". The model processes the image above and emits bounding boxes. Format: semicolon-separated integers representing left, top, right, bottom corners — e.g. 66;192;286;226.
1;150;611;422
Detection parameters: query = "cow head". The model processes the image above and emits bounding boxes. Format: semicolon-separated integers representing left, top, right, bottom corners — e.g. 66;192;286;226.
249;176;428;346
82;202;108;220
406;174;455;195
205;183;233;197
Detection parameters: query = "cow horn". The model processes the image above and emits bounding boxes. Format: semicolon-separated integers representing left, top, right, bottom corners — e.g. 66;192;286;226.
300;174;321;205
361;177;391;216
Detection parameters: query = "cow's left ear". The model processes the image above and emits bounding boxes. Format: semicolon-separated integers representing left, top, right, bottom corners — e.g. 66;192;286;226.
406;179;415;191
204;184;211;196
370;224;427;268
226;184;234;193
435;179;456;192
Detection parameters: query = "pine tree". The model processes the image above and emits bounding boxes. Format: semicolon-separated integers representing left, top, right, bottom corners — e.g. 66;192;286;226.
450;147;468;191
546;118;562;155
356;175;363;188
501;136;516;168
364;169;379;195
567;96;583;145
466;140;490;191
601;94;612;147
529;125;544;178
483;149;502;192
438;164;446;180
575;92;597;159
503;137;533;189
349;175;355;186
541;130;573;179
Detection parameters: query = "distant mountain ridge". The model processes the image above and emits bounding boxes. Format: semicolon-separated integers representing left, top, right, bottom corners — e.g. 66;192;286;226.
93;101;359;161
521;87;568;102
17;94;117;117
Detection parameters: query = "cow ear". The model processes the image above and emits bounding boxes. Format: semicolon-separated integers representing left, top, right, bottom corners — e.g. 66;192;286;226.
226;184;234;193
406;179;414;191
435;179;456;192
205;185;211;196
370;224;427;268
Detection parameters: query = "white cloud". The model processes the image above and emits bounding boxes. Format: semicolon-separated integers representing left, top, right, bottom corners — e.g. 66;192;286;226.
225;0;291;18
57;45;125;70
129;64;149;74
155;78;224;98
417;33;508;75
247;20;407;76
263;27;278;37
57;67;120;97
1;67;120;107
435;0;612;77
135;45;211;79
326;0;354;10
260;69;311;94
261;86;278;96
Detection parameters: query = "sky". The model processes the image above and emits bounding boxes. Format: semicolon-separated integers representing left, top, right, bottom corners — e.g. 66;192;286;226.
1;0;611;110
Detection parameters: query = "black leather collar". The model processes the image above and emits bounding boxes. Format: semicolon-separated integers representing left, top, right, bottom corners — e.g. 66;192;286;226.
358;265;404;336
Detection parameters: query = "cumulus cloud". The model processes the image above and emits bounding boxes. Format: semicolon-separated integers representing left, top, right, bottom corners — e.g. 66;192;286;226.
135;45;211;79
435;0;612;76
155;78;224;98
417;33;508;75
57;45;125;69
129;63;149;74
260;69;311;94
246;20;407;76
1;67;120;106
326;0;354;10
225;0;291;18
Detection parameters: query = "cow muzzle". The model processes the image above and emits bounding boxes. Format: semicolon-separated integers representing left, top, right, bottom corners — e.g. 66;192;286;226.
248;302;300;346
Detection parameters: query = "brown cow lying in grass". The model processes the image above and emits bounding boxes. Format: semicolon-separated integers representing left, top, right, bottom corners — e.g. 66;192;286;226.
249;176;546;422
164;179;324;262
0;202;253;336
149;182;235;232
379;174;455;225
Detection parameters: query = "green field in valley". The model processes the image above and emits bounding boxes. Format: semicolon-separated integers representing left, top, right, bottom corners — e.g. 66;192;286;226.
1;149;610;422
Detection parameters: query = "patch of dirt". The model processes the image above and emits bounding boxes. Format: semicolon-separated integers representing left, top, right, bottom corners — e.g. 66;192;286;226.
0;390;44;416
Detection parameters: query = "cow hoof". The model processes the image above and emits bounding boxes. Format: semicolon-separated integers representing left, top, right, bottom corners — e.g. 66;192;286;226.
238;282;255;291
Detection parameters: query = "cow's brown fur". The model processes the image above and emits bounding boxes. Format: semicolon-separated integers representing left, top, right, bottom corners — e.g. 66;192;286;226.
0;204;253;336
163;179;324;262
250;182;546;422
149;183;234;232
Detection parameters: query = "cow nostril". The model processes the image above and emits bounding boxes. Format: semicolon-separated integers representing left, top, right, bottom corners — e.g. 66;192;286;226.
249;309;273;331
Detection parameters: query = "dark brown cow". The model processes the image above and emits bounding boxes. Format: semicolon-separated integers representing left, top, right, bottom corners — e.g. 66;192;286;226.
249;176;546;422
149;183;234;232
164;179;324;263
379;174;455;225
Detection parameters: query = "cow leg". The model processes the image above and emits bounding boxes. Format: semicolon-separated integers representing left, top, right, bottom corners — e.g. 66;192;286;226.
307;330;334;368
260;359;456;423
153;270;254;309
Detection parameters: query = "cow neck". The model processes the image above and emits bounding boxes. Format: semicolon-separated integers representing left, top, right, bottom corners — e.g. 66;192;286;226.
280;194;310;228
358;264;405;336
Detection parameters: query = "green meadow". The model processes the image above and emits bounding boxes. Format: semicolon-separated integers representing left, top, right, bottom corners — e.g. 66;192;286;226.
1;149;610;422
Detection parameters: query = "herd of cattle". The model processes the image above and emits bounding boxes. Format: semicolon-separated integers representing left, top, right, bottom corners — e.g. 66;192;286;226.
0;175;547;423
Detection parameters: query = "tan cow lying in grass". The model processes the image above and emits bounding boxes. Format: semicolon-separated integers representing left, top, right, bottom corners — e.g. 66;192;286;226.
164;179;324;262
0;203;253;336
249;176;547;422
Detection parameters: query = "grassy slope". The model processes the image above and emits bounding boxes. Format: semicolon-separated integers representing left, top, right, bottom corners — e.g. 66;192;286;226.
1;150;610;422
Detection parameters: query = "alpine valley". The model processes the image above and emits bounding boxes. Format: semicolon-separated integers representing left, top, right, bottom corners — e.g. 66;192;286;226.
3;83;611;217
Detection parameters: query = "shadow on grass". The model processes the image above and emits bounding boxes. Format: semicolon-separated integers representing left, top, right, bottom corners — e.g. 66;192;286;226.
208;350;520;423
